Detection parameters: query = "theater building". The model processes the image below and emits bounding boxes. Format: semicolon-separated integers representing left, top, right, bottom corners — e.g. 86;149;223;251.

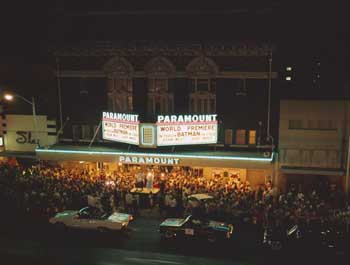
40;41;279;187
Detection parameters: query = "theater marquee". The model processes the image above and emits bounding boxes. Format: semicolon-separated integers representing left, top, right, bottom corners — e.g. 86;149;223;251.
156;114;218;146
102;112;140;145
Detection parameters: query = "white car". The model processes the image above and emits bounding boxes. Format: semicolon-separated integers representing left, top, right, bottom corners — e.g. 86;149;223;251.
49;206;133;232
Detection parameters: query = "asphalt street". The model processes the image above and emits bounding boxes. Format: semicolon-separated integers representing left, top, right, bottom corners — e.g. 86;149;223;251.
0;214;347;265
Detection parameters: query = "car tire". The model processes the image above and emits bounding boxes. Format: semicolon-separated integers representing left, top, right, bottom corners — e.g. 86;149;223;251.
207;233;217;243
164;230;175;240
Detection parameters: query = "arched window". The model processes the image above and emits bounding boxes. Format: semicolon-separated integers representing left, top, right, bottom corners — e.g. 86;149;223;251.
145;57;175;117
186;56;218;114
103;57;134;112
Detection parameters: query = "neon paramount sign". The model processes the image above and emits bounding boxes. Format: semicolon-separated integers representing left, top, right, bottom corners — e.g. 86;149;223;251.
157;114;217;123
119;155;180;165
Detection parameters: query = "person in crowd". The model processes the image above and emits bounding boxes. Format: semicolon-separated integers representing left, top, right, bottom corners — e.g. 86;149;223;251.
125;192;133;214
132;193;139;216
146;171;154;190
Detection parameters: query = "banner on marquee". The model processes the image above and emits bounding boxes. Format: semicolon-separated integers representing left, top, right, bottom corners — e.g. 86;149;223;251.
102;112;140;145
156;114;218;146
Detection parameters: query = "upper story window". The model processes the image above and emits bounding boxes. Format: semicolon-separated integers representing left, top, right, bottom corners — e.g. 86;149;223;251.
186;56;219;114
248;130;256;145
103;57;134;113
106;78;133;112
145;57;176;116
235;79;247;96
115;79;132;93
149;78;168;93
291;119;337;130
236;129;246;145
288;120;303;129
308;120;337;130
197;79;209;91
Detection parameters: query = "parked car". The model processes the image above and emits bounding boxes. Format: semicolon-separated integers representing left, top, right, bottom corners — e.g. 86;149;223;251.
187;193;214;207
262;219;340;252
319;220;350;254
262;224;301;251
160;215;233;243
49;206;133;232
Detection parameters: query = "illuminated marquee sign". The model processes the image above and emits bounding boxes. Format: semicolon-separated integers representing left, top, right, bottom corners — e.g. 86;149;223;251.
102;112;139;145
119;155;180;165
156;114;218;146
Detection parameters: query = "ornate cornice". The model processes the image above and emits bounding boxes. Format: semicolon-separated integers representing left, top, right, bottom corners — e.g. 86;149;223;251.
58;70;278;79
52;41;274;57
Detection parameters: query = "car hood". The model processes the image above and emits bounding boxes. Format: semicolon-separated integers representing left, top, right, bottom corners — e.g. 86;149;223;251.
107;212;132;223
208;220;232;232
160;218;186;227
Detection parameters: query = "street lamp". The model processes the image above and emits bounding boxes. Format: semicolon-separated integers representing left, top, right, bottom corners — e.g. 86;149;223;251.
3;93;39;147
4;94;14;101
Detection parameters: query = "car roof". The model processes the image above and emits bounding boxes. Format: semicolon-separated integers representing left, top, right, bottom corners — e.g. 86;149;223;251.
188;193;214;200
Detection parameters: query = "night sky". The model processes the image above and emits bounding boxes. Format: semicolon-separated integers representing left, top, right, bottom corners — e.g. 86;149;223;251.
0;1;349;116
1;2;348;56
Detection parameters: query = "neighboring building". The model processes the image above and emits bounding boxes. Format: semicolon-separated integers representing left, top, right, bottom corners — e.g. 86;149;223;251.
278;100;349;191
1;114;57;154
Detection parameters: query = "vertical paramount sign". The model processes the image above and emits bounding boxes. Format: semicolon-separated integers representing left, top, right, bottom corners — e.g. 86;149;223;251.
156;114;218;146
102;112;140;145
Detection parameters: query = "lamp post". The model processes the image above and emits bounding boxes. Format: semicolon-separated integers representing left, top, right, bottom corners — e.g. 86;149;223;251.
4;93;39;147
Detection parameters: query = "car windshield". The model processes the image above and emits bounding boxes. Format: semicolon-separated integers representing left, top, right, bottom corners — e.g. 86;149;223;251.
79;207;107;219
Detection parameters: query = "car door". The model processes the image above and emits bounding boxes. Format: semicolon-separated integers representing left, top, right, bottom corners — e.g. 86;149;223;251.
183;218;202;238
72;209;94;229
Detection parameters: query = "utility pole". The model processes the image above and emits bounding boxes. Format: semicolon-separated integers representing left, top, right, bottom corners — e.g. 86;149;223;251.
56;57;63;134
31;97;39;147
267;49;273;139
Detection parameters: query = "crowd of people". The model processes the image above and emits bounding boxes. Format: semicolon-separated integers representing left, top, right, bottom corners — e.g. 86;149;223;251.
0;161;349;230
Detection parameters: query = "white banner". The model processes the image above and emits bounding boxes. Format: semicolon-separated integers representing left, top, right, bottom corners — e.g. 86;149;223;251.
156;114;218;146
102;112;139;145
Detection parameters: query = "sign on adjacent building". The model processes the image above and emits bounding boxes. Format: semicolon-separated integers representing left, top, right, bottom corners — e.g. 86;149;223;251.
102;112;140;145
156;114;218;146
2;115;57;152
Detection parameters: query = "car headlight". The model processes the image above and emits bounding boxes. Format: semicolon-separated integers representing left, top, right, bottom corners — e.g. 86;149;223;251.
228;224;233;234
